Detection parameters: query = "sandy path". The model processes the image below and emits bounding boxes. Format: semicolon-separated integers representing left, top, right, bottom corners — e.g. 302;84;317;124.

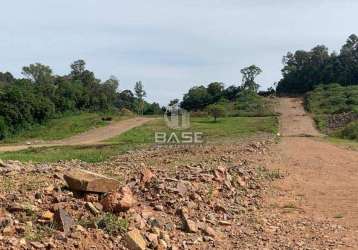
0;117;153;152
267;98;358;246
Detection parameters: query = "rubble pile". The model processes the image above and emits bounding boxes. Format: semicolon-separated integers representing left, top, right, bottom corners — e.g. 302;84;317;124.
0;141;351;249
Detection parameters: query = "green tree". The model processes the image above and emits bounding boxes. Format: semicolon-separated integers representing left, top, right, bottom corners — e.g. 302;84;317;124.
134;81;146;115
181;85;211;111
206;103;225;122
22;63;53;84
70;59;86;77
240;65;262;92
207;82;225;102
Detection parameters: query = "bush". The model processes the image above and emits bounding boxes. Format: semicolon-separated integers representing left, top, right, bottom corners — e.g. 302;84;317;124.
235;90;274;117
206;104;226;121
338;121;358;141
0;116;8;140
306;84;358;140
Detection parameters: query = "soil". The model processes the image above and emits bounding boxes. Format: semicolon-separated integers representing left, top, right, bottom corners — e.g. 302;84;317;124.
266;97;358;248
0;117;153;152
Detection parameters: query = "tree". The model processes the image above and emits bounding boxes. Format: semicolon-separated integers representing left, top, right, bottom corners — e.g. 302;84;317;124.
168;98;179;107
181;85;211;111
240;65;262;92
70;59;86;77
223;85;241;101
207;82;225;102
0;72;14;86
206;104;225;122
115;90;135;111
276;34;358;94
22;63;53;84
134;81;146;115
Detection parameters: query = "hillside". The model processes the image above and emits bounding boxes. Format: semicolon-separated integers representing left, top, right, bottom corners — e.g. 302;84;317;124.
305;84;358;141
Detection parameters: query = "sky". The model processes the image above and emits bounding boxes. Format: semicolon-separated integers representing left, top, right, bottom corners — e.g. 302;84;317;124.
0;0;357;105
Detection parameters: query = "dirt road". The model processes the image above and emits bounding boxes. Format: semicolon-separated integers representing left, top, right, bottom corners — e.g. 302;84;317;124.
268;98;358;246
0;117;153;152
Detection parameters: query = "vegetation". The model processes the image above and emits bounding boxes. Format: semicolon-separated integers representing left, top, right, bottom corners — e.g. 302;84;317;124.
0;60;162;140
0;116;278;163
206;104;226;121
1;112;120;143
305;84;358;140
277;34;358;94
241;65;262;92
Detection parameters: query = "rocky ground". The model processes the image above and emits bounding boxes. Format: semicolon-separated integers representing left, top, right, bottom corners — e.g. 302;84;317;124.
0;138;353;249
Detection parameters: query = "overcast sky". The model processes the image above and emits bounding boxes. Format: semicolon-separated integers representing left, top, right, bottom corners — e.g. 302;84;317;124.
0;0;357;105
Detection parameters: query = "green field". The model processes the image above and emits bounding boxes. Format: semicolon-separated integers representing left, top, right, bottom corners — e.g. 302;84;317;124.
1;112;124;144
305;84;358;141
0;116;278;163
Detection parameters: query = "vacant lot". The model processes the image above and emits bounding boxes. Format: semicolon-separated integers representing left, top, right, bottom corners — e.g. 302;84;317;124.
1;112;120;144
0;116;278;163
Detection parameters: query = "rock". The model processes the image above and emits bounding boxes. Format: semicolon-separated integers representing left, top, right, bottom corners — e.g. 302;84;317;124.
157;239;168;250
41;210;54;221
85;202;100;215
30;241;45;249
0;209;12;228
54;208;74;234
101;186;136;213
119;186;136;210
84;193;99;202
183;219;198;233
200;224;220;239
63;168;120;193
140;168;155;185
154;205;164;211
35;192;43;199
2;225;15;236
236;175;246;187
124;229;146;250
7;203;39;213
179;209;198;233
146;233;158;246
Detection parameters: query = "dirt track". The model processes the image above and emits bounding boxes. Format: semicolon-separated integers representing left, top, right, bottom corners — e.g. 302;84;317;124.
268;98;358;246
0;117;153;152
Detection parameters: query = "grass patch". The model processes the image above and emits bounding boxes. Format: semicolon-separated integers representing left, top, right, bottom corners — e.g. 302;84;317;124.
0;116;278;163
305;84;358;141
1;112;124;144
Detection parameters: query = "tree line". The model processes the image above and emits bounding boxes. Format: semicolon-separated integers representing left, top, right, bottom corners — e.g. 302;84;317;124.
277;34;358;94
0;60;161;139
179;65;265;111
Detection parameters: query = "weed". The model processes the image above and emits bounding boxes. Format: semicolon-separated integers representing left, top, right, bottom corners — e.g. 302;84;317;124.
97;213;129;235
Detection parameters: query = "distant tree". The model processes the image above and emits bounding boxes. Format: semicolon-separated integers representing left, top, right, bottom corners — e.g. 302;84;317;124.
206;103;225;122
22;63;53;84
207;82;225;102
240;65;262;92
276;34;358;94
168;98;179;107
0;72;15;86
134;81;146;115
70;59;86;77
181;85;211;111
115;90;135;111
223;85;241;101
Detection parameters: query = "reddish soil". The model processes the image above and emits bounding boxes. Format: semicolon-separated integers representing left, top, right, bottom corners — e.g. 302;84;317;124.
266;98;358;248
